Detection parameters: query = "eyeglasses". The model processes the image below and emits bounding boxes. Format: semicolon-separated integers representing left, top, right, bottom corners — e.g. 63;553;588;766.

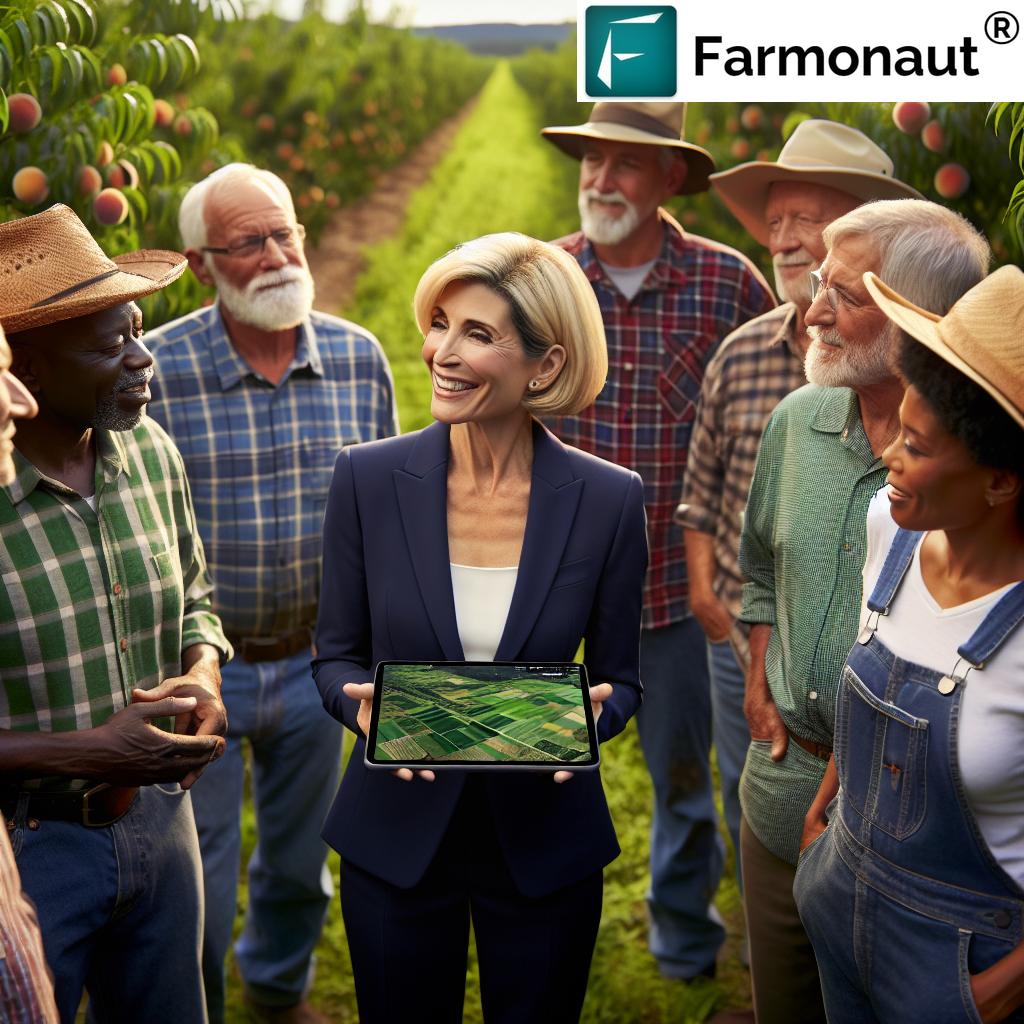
202;224;306;259
808;268;860;313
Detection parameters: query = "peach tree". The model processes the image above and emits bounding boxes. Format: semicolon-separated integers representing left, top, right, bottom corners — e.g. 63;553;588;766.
0;0;241;323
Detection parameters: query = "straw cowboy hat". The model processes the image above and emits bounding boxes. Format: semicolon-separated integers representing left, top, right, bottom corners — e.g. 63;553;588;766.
0;204;186;334
864;266;1024;429
541;102;715;195
710;119;923;246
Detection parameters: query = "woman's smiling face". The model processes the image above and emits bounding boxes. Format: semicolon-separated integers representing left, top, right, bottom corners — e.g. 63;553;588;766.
422;280;545;426
882;384;994;531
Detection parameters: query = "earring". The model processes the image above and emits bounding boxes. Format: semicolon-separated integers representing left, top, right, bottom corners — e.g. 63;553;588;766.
528;379;540;390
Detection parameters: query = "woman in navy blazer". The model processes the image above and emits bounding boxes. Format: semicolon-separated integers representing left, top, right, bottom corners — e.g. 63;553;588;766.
313;233;647;1024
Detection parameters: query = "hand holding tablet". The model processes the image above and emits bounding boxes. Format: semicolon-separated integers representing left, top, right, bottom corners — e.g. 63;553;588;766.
362;662;601;773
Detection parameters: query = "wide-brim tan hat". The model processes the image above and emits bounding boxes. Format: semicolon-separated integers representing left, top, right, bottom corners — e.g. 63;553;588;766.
710;119;923;245
864;266;1024;429
0;204;187;334
542;102;715;195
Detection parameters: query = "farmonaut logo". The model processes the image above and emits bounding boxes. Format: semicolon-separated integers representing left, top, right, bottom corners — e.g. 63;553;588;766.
585;7;677;96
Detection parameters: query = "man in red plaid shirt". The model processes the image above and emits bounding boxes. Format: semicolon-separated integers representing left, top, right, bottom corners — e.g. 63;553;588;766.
542;102;775;981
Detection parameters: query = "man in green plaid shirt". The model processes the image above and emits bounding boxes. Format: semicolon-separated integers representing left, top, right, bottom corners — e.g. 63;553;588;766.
0;205;232;1024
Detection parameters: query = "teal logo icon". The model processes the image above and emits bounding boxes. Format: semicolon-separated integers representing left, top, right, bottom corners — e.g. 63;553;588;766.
584;6;677;97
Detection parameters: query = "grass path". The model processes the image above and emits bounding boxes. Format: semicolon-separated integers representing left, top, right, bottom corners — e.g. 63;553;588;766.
227;61;750;1024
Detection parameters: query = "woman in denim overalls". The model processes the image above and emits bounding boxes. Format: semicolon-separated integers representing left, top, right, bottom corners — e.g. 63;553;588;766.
795;267;1024;1024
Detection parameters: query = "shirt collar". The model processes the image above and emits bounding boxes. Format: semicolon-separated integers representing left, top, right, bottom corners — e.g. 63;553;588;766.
2;427;127;506
576;208;686;298
809;386;879;466
210;301;323;391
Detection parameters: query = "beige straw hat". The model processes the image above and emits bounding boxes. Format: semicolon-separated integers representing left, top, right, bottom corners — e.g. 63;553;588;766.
0;204;187;334
864;266;1024;429
541;102;715;195
710;119;923;246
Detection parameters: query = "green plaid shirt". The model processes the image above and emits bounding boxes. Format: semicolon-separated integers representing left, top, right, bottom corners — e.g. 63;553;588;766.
0;418;230;736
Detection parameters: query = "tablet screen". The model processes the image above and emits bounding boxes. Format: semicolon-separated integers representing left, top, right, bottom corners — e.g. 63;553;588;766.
365;661;599;770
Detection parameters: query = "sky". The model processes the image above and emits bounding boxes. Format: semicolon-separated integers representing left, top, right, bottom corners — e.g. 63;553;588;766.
256;0;577;26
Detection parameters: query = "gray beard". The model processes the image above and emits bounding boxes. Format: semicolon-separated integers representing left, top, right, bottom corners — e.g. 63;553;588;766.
91;367;149;432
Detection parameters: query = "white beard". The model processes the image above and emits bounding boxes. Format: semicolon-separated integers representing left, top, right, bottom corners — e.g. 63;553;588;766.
805;321;895;389
578;188;641;246
772;247;815;306
211;263;315;331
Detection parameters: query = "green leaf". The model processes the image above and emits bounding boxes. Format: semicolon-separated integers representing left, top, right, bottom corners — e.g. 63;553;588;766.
42;2;71;43
173;33;200;78
0;88;7;135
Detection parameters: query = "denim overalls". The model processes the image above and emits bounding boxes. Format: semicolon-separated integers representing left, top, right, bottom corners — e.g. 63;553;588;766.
795;528;1024;1024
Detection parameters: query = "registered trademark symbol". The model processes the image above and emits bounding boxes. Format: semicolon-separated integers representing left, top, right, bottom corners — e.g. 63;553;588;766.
986;10;1019;43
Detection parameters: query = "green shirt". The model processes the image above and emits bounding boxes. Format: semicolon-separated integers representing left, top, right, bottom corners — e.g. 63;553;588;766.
738;384;886;864
0;418;230;740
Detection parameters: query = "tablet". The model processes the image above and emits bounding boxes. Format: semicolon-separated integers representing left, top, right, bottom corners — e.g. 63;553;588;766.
364;661;600;771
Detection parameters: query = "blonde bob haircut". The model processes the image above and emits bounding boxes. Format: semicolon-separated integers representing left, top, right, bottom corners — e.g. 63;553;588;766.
412;232;608;417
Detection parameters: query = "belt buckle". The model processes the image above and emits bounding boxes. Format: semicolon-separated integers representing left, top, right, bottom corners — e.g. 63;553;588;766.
81;783;121;828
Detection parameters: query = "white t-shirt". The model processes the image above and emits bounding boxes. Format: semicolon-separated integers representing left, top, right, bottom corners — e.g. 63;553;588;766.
449;563;518;662
599;257;657;302
860;489;1024;886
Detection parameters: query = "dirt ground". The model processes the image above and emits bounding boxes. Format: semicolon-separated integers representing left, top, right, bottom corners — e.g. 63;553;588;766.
306;99;478;313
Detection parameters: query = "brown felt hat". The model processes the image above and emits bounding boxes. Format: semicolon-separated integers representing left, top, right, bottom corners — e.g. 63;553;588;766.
0;204;187;334
710;119;922;246
865;266;1024;429
541;102;715;195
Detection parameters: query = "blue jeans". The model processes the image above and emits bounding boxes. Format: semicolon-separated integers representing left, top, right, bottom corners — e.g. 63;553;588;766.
12;784;206;1024
636;618;725;977
189;649;342;1020
708;639;750;890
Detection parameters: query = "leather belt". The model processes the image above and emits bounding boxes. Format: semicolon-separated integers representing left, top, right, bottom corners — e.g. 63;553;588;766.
0;783;139;828
788;730;832;761
228;626;312;664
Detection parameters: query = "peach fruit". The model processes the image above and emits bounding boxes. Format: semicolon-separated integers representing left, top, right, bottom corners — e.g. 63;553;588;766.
77;164;103;195
12;166;48;204
921;119;947;153
892;102;930;135
93;187;129;225
7;93;42;134
934;163;969;199
153;99;174;127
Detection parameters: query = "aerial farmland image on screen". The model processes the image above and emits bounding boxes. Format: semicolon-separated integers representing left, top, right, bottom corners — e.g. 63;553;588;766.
375;664;592;763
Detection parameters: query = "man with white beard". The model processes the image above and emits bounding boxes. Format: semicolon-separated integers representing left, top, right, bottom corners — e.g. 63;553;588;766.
677;121;919;947
146;164;398;1024
540;103;775;983
734;198;989;1024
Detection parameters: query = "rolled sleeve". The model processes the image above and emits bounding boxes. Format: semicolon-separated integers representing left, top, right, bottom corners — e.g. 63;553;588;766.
677;369;725;536
737;413;779;627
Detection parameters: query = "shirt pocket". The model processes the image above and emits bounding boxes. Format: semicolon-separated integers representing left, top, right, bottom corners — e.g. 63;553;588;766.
656;330;705;423
835;661;929;841
150;545;183;625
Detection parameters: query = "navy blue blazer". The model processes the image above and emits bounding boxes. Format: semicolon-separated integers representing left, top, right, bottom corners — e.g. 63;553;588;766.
313;419;647;898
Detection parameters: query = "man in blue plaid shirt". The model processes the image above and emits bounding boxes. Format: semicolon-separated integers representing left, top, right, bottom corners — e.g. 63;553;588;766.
542;102;775;982
147;164;398;1024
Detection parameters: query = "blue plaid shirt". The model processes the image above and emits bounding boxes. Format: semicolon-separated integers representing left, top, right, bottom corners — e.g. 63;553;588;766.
146;304;398;639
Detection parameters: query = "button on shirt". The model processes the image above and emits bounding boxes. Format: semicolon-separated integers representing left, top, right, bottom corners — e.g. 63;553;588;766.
548;219;775;630
738;383;886;864
0;419;229;734
147;306;399;640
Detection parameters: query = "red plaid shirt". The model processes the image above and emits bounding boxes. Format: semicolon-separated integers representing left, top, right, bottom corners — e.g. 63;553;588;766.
547;216;775;630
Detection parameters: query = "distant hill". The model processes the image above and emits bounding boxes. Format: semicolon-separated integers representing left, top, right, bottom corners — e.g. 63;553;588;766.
412;22;574;56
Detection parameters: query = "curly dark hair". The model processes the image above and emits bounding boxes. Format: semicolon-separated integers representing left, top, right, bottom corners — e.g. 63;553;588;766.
897;335;1024;524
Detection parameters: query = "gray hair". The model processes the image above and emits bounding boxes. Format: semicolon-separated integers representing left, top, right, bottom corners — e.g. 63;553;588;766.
822;198;990;314
178;163;296;250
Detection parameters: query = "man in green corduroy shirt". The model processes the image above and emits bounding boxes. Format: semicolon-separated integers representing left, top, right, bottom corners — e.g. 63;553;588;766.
737;198;991;1024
